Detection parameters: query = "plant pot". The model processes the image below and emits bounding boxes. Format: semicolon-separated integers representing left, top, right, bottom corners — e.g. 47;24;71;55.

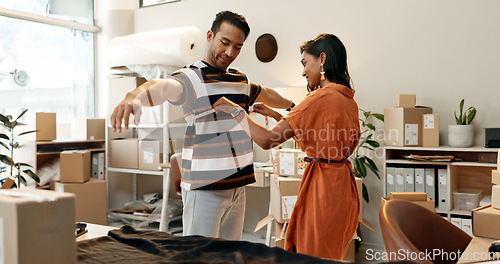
448;125;474;148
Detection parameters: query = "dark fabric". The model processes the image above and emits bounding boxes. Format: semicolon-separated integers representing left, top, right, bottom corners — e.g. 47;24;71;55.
77;225;343;264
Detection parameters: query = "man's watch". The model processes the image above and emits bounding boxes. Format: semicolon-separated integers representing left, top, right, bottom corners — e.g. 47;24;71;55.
286;101;295;112
231;107;244;118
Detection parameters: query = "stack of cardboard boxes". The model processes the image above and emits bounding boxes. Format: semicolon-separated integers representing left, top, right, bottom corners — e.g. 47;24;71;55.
472;150;500;239
384;94;438;147
256;148;362;261
107;75;186;173
109;138;167;171
51;119;108;225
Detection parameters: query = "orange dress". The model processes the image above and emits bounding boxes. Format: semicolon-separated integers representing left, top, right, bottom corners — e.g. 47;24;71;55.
283;83;360;260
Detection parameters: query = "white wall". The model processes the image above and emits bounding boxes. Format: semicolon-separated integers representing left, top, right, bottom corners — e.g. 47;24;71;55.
95;0;500;246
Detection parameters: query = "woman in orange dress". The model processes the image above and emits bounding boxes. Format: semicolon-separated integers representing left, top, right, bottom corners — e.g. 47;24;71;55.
214;33;360;260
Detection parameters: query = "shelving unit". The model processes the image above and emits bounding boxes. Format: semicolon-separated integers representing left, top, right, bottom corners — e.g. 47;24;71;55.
106;75;187;232
383;146;498;219
17;139;105;176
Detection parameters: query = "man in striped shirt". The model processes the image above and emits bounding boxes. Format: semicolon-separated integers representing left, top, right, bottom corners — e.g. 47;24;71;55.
110;10;294;240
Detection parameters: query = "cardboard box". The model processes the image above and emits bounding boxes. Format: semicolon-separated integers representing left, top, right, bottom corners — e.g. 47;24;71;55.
397;94;416;108
53;178;107;225
25;112;57;141
72;118;105;140
274;220;286;248
248;168;271;187
422;114;439;147
60;150;91;183
138;140;163;171
277;149;306;178
389;192;427;201
0;188;76;264
384;106;433;146
492;185;500;209
381;197;435;212
472;204;500;239
270;176;302;223
493;170;500;185
109;138;138;169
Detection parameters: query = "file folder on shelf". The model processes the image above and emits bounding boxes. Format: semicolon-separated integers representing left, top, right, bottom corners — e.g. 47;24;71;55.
414;168;425;192
438;168;449;210
424;168;436;203
404;168;415;192
386;167;396;197
395;168;405;192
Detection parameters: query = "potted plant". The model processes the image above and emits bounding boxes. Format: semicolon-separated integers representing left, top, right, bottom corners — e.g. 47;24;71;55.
0;109;40;188
353;109;384;203
448;99;476;148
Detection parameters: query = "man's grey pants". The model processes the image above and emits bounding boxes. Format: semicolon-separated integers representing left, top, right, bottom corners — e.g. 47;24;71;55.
181;186;246;240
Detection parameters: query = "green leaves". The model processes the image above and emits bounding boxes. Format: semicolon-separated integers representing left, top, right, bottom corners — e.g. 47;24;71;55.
362;183;369;203
0;154;15;166
0;113;9;124
372;113;384;122
354;108;384;203
18;130;37;137
0;109;37;187
16;109;28;121
23;169;40;183
454;99;477;125
355;157;366;178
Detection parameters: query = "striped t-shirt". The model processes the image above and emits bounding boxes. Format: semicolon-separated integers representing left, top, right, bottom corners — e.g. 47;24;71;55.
169;61;261;190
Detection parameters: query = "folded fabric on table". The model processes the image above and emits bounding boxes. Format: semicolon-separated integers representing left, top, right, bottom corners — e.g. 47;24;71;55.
77;225;342;264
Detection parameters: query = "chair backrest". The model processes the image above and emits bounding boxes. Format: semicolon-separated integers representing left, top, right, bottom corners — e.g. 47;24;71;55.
379;199;471;264
170;153;182;197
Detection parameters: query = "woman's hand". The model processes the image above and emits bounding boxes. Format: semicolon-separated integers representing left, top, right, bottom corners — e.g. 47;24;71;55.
251;103;282;122
213;96;242;114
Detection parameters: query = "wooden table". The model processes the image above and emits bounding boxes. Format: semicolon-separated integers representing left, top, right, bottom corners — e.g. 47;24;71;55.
458;236;499;263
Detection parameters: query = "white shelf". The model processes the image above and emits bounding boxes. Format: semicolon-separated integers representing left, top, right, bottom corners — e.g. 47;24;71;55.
451;162;497;167
385;145;500;152
449;208;472;216
383;146;497;220
107;167;164;176
386;159;450;166
386;159;496;167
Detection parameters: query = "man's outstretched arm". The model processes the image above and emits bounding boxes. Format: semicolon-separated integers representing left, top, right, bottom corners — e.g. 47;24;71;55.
110;78;183;132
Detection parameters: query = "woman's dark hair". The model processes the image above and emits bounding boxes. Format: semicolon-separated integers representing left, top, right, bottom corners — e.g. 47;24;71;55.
211;10;250;40
300;34;351;91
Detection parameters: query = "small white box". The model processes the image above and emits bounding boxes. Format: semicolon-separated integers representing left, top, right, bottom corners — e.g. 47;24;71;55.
277;149;306;178
461;218;473;237
450;217;462;229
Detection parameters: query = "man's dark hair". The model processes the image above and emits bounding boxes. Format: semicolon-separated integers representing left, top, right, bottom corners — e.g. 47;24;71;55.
210;10;250;39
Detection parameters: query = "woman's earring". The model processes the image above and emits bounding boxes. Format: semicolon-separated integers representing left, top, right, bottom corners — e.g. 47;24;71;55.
320;65;325;81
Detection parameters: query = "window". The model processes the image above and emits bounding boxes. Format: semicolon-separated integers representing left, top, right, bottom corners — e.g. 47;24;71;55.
0;0;95;140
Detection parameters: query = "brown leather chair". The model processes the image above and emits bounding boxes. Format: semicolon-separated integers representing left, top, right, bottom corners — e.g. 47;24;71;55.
379;199;472;264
